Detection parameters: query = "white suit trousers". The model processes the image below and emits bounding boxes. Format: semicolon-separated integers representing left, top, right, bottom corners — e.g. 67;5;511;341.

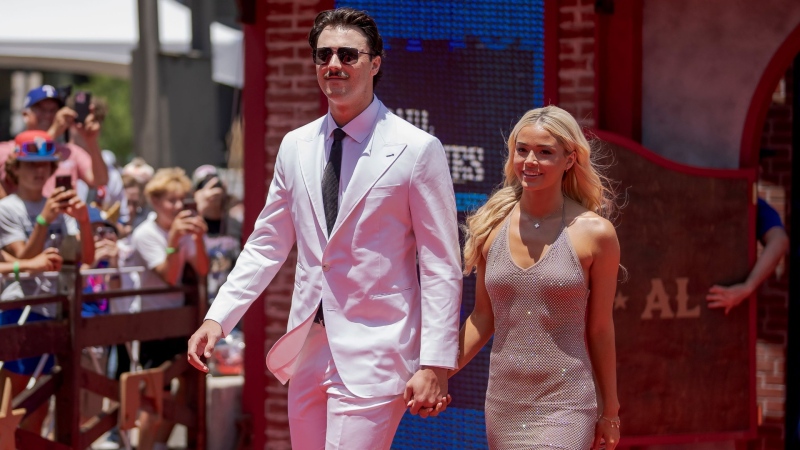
287;324;407;450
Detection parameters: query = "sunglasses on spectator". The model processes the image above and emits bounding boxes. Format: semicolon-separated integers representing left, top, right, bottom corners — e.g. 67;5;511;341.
17;140;56;157
93;225;118;239
312;47;375;65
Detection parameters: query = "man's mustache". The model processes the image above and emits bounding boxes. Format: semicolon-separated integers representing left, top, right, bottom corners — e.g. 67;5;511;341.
324;71;349;79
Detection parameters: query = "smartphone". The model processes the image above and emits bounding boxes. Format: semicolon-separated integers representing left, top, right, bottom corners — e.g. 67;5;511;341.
55;175;72;191
184;198;198;216
74;91;92;124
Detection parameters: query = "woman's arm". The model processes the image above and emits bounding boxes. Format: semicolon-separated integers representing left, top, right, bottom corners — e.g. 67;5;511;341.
153;251;184;286
585;219;621;448
190;231;209;278
451;257;495;378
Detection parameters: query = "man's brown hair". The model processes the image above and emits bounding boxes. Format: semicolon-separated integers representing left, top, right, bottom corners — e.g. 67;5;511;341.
308;7;385;88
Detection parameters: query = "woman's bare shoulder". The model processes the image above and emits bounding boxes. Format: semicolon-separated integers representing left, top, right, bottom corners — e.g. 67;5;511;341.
566;203;618;244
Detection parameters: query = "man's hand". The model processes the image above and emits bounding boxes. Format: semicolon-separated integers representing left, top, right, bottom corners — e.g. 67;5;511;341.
403;366;450;418
194;177;224;217
187;320;224;372
48;106;77;138
62;190;89;224
74;105;102;143
706;283;751;315
41;187;72;223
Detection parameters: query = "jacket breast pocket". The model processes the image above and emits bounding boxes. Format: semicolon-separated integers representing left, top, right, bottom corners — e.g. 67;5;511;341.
367;287;412;323
366;184;402;199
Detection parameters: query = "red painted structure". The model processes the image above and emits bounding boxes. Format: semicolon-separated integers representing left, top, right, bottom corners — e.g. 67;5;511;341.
240;1;268;447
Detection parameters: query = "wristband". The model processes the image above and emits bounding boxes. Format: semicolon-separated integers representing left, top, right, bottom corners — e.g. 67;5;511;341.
36;214;49;226
165;246;177;255
13;261;20;282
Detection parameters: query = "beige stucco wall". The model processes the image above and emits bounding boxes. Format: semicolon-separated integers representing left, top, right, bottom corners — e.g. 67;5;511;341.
642;0;800;168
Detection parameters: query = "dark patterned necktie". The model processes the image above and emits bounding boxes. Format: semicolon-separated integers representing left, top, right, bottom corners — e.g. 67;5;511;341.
322;128;346;235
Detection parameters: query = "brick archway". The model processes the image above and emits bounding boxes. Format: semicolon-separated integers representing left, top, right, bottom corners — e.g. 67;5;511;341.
739;21;800;449
740;23;800;168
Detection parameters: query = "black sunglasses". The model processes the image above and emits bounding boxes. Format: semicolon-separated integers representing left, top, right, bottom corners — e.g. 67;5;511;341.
312;47;374;65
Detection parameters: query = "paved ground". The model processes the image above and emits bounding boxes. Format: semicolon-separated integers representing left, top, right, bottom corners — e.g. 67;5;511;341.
90;425;187;450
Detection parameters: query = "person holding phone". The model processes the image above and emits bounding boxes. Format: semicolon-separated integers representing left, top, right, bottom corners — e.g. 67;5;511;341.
190;165;243;308
126;167;208;450
0;130;95;435
0;85;108;199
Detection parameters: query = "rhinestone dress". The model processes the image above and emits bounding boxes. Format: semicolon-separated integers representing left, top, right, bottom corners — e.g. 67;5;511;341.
484;213;596;449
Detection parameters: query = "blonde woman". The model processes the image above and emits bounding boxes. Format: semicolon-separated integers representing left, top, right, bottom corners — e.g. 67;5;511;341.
457;106;621;449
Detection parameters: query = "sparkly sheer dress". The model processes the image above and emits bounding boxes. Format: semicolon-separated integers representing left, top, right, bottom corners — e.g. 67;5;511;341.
484;211;596;449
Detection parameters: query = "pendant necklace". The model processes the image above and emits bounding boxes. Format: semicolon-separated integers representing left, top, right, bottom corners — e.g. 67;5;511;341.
523;197;564;229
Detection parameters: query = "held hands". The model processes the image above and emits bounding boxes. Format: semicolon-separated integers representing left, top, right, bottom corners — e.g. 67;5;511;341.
187;319;224;372
706;283;751;315
403;366;451;419
592;415;620;450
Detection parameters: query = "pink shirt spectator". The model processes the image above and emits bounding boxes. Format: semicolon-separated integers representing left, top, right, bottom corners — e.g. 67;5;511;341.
0;140;93;197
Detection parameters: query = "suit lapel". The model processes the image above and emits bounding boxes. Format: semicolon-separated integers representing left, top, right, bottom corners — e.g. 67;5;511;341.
297;132;328;236
334;121;406;236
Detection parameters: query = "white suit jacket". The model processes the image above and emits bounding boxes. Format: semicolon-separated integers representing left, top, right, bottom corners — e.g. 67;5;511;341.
205;99;462;398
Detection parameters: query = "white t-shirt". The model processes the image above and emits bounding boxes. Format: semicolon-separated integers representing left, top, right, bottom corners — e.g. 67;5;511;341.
128;217;197;312
0;194;78;249
0;194;79;316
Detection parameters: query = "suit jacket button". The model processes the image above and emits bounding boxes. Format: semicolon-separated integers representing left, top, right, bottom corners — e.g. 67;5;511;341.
322;263;330;272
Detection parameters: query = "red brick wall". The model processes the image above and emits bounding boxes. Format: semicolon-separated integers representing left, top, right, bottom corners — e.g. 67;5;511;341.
261;1;329;448
558;0;596;127
753;65;794;450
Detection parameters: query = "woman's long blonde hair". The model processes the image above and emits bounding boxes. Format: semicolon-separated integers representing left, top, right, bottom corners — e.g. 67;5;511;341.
462;105;614;274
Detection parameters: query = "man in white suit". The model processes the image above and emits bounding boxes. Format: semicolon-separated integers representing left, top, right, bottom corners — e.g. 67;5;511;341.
187;7;462;449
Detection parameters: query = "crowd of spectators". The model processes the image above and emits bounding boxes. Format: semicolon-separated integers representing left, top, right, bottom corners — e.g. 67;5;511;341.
0;84;242;449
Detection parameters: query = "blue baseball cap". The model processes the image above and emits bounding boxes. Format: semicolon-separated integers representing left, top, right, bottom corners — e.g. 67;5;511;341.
23;85;64;109
87;206;118;234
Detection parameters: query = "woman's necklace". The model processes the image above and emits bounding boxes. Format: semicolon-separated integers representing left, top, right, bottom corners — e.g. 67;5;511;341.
521;197;564;229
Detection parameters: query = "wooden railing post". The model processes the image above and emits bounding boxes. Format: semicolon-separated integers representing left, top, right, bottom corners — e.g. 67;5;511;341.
53;261;82;448
183;265;208;449
4;260;210;448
